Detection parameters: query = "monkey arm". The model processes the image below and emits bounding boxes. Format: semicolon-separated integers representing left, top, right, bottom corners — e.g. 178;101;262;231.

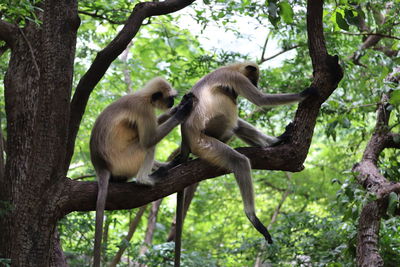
230;73;307;107
140;116;182;149
141;94;194;149
157;109;174;125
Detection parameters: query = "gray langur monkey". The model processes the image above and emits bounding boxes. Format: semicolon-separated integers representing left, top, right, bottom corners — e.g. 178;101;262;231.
153;62;317;247
90;77;194;267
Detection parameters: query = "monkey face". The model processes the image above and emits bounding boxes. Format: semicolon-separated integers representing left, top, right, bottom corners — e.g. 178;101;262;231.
244;65;259;87
167;96;174;108
151;91;176;110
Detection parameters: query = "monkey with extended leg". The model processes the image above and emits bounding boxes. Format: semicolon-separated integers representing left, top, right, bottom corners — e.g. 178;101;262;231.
153;62;317;251
89;77;194;267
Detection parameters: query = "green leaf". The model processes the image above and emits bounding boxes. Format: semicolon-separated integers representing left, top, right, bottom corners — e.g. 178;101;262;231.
278;1;294;24
390;90;400;105
387;192;399;217
336;12;349;31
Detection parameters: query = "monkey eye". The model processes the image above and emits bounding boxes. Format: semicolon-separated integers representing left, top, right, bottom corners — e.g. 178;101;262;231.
151;92;163;102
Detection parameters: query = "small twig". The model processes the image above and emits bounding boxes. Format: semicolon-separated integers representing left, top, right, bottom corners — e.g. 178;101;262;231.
259;33;270;63
259;44;301;64
19;28;40;77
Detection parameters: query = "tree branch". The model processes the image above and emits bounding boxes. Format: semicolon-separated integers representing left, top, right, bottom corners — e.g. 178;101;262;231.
65;0;195;171
0;19;18;46
63;145;304;214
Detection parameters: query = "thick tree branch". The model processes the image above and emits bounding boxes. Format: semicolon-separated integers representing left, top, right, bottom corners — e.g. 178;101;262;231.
0;19;18;47
353;92;399;194
65;0;195;171
63;145;303;214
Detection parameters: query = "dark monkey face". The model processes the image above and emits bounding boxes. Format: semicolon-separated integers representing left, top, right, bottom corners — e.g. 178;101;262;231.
151;91;176;110
244;65;259;87
167;96;174;108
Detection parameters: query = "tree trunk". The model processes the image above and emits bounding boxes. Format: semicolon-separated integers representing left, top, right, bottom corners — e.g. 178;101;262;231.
0;0;79;265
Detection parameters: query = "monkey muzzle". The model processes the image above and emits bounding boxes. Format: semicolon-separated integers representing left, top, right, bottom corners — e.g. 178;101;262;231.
167;96;174;108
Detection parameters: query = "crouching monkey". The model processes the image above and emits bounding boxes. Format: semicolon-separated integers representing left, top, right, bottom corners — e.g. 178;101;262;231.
90;77;195;267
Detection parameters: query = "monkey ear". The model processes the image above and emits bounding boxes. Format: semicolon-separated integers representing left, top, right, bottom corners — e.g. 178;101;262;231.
245;65;258;72
151;92;163;102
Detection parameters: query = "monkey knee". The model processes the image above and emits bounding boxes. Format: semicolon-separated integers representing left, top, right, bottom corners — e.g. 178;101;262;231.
233;154;251;171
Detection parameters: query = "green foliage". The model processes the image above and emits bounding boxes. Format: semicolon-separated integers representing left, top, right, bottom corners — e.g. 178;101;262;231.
137;242;217;267
0;0;42;25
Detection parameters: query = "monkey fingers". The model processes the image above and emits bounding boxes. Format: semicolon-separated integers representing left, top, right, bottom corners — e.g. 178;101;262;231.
174;95;195;121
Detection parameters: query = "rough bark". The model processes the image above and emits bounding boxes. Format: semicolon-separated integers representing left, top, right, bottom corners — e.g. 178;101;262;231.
50;229;68;267
356;201;384;267
0;0;79;264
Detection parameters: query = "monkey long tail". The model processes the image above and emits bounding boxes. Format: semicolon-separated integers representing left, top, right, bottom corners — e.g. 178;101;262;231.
93;170;110;267
246;213;273;244
174;190;185;267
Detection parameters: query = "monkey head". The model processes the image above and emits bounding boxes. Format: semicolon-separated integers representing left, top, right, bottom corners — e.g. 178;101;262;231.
225;62;260;87
144;77;177;110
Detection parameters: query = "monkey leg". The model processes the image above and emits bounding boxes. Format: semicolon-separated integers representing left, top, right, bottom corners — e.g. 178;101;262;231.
191;134;273;243
94;169;111;267
151;128;191;178
234;118;279;147
136;147;156;185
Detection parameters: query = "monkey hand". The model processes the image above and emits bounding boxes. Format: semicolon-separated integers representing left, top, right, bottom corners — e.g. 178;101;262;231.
300;86;319;98
174;93;196;121
270;122;294;146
